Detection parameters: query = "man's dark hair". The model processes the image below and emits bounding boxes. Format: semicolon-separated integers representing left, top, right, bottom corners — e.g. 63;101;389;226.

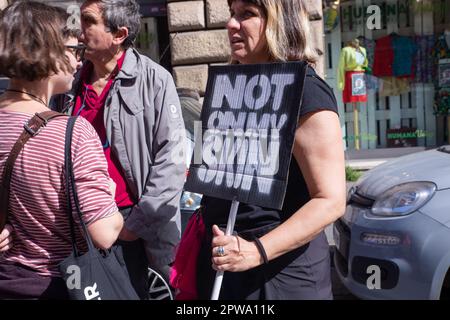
92;0;141;49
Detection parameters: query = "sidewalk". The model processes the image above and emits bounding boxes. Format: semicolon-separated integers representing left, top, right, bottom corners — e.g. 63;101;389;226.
345;146;427;170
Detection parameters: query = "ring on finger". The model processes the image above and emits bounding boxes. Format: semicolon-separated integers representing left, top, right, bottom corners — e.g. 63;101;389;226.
216;245;225;257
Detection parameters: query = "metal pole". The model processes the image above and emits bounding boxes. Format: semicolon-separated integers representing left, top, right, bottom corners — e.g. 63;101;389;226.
210;198;239;300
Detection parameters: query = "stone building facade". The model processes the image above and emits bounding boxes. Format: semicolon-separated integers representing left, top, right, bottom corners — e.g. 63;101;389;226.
167;0;325;95
0;0;8;10
0;0;325;97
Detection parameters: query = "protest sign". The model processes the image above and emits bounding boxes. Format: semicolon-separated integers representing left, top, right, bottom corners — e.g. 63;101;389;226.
184;62;308;210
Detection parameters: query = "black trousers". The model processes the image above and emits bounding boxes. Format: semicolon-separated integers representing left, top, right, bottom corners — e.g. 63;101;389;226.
0;261;68;300
197;229;333;300
117;207;150;300
0;208;150;300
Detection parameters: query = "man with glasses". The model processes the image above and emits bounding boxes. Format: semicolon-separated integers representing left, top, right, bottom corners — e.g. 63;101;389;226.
56;0;186;300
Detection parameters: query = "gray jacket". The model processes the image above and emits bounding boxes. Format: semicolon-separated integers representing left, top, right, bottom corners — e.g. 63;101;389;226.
61;48;186;266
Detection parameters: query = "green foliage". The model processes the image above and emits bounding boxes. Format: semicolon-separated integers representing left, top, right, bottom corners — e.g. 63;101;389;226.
346;166;362;182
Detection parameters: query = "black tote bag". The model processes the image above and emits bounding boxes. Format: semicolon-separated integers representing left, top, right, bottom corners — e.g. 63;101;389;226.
59;116;139;300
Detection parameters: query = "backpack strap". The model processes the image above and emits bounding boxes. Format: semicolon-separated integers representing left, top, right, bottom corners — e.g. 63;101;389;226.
0;111;66;231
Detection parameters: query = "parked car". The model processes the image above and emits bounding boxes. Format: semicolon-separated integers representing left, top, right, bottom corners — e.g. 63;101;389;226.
334;146;450;300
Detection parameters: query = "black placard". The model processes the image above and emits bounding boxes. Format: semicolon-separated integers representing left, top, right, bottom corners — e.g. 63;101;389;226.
185;62;308;210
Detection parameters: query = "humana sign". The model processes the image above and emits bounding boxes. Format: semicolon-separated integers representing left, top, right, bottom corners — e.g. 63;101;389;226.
387;129;431;139
341;1;450;30
341;2;410;21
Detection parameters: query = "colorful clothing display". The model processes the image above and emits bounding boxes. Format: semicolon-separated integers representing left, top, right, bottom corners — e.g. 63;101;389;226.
373;34;417;78
337;45;368;91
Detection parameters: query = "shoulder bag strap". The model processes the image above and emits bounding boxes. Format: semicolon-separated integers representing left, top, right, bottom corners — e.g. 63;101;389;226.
64;116;95;255
0;111;65;231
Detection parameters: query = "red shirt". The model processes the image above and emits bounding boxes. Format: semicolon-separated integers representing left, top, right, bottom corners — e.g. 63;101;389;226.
373;35;394;77
73;52;135;208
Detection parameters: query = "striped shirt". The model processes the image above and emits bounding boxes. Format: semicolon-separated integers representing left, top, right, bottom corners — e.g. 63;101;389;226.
0;110;118;277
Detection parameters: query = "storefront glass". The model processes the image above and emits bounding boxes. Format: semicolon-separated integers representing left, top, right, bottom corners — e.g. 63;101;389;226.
324;0;450;150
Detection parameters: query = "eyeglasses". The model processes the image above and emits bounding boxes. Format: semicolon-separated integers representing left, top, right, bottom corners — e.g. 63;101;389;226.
65;44;86;62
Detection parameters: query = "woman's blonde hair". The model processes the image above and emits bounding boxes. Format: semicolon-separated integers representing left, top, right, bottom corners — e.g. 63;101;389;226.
228;0;318;64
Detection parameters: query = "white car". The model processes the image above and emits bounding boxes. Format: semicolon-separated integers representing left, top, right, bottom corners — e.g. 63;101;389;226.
334;147;450;300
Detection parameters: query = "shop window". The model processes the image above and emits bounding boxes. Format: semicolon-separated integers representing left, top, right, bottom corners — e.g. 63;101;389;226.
333;0;450;149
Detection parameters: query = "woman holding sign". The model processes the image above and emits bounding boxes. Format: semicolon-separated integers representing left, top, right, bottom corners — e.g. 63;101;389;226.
196;0;346;299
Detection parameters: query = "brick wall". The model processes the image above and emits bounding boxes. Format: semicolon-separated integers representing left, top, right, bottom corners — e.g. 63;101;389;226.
168;0;230;95
167;0;325;95
305;0;325;78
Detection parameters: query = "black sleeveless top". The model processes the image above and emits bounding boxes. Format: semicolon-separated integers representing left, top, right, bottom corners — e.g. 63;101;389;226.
201;67;339;234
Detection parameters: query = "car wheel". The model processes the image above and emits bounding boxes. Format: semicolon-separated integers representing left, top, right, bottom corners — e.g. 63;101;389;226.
147;267;174;300
440;269;450;300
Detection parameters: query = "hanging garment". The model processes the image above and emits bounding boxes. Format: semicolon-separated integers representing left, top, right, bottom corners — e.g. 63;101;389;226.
343;71;367;103
373;35;394;77
433;33;450;115
324;6;339;33
433;33;450;87
373;34;417;78
446;31;450;50
337;45;368;91
391;35;418;77
379;77;411;97
358;37;376;74
434;87;450;115
413;35;435;84
438;59;450;88
433;32;450;60
365;74;380;91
